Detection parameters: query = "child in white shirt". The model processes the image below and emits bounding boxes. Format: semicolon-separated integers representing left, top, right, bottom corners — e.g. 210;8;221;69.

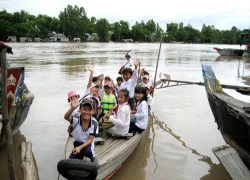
114;76;123;98
129;86;148;133
104;89;131;136
121;59;140;109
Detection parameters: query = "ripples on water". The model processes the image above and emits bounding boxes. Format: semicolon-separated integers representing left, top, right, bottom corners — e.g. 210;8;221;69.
4;42;250;180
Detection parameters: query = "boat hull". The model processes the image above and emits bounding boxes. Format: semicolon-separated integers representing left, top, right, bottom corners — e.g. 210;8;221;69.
243;51;250;58
202;65;250;168
0;67;34;146
59;117;151;179
213;47;245;56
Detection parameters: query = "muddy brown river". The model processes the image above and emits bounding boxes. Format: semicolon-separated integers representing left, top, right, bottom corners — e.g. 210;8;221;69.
2;42;250;180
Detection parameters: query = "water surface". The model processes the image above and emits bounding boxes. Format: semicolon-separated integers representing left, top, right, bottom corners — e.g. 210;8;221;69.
4;42;250;180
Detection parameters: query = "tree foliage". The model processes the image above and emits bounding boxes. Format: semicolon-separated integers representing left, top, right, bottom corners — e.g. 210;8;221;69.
0;6;249;43
95;18;110;42
59;5;90;40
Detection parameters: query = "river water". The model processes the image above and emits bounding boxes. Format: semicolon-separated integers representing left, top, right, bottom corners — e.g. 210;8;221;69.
3;42;250;180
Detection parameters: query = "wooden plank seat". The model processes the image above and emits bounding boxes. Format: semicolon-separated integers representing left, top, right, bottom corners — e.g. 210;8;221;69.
212;144;250;180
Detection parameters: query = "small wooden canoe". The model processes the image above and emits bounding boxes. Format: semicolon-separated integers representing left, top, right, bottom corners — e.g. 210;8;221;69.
213;47;245;56
202;65;250;168
0;67;34;146
58;117;151;180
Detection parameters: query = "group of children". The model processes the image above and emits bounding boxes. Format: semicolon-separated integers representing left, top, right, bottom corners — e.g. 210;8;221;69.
64;51;154;161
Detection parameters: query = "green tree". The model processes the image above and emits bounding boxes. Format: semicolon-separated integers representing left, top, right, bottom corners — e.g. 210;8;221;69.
119;20;130;40
0;10;13;40
155;23;164;42
59;5;90;40
95;18;110;42
131;21;146;42
145;19;156;41
184;24;201;43
111;22;121;41
201;24;214;43
166;23;178;42
34;15;60;38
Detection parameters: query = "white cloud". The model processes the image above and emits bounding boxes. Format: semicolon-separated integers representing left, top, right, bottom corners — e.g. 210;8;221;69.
0;0;250;30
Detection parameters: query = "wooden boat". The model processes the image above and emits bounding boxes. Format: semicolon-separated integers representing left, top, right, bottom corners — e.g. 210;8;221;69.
57;117;151;180
213;47;245;56
243;43;250;58
202;65;250;168
0;41;34;146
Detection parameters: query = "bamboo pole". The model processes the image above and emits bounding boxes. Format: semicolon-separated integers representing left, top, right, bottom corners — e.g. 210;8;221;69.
157;78;250;94
152;35;163;97
1;48;17;180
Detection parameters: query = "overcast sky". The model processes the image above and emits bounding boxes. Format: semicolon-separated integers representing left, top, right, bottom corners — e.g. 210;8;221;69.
1;0;250;31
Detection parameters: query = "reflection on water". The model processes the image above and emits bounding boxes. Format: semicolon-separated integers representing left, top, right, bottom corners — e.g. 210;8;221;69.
201;164;231;180
153;116;214;167
4;42;250;180
111;116;151;180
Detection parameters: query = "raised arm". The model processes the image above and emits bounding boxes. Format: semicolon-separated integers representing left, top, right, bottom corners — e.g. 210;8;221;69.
64;99;80;121
130;59;140;87
87;66;94;89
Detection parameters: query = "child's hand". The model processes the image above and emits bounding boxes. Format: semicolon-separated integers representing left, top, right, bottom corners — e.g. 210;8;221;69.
134;59;140;67
88;65;94;72
131;110;136;114
104;113;110;120
98;74;104;81
140;68;145;74
71;99;80;109
72;146;81;154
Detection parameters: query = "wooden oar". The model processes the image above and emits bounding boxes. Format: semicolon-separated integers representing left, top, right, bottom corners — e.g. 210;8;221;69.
157;74;250;95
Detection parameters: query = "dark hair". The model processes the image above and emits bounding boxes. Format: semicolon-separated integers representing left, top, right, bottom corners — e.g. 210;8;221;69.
134;86;147;102
125;54;131;59
105;76;111;80
116;77;123;82
89;96;98;110
119;89;129;99
142;71;149;75
92;77;99;83
92;85;99;89
122;68;133;75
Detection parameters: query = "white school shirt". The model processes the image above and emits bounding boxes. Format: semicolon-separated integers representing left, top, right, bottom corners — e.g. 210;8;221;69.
121;58;134;70
114;84;122;97
121;68;138;98
135;101;148;130
142;80;154;89
71;112;99;156
108;103;131;136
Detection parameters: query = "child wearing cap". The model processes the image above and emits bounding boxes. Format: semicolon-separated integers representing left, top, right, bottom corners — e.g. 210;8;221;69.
64;98;99;161
67;90;80;104
66;90;80;136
